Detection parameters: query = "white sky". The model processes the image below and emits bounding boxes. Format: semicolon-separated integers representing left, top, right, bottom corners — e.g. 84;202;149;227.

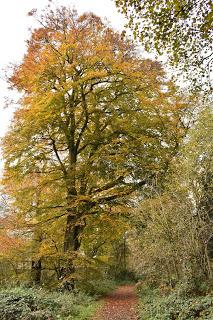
0;0;126;139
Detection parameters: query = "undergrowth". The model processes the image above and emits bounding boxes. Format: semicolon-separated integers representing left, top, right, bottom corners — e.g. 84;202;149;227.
138;284;213;320
0;287;98;320
78;278;116;297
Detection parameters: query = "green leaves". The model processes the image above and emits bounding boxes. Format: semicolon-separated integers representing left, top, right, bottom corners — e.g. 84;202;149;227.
115;0;213;94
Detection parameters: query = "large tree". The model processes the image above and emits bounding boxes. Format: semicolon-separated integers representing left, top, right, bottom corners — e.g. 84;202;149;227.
115;0;213;93
3;7;189;285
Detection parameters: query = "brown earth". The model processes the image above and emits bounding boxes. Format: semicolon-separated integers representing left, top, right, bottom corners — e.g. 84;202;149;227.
92;285;139;320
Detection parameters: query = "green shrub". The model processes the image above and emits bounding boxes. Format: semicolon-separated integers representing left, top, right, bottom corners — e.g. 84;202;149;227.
77;277;116;297
22;310;53;320
175;278;213;297
0;287;98;320
138;284;213;319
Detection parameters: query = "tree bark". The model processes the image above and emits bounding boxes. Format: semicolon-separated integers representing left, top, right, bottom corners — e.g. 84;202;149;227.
64;213;82;252
61;212;83;290
31;259;42;285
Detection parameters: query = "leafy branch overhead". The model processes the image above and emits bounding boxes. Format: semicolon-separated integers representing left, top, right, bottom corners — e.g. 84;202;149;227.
115;0;213;93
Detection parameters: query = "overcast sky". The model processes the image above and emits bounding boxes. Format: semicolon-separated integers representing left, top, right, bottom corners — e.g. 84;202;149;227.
0;0;126;139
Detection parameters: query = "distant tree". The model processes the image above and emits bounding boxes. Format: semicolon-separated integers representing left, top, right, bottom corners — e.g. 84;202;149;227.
3;6;190;286
115;0;213;93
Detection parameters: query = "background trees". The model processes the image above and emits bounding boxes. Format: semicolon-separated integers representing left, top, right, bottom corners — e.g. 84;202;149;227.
2;6;189;287
113;0;213;291
129;107;213;291
115;0;213;93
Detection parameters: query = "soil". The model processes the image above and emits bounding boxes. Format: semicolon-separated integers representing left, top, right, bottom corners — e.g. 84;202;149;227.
92;285;139;320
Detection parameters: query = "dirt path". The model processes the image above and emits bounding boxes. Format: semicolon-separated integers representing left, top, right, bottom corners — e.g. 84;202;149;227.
92;285;139;320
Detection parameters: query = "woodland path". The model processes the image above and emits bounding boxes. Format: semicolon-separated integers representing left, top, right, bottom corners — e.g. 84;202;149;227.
92;285;139;320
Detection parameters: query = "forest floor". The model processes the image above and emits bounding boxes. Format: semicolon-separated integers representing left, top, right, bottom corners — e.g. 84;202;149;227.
92;285;139;320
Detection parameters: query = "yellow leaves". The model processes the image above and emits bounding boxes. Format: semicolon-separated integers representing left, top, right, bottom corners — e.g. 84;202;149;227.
95;255;110;263
36;242;55;259
80;70;109;83
2;8;194;287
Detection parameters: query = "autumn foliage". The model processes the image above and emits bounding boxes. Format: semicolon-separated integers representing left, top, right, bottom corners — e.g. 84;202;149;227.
2;7;189;287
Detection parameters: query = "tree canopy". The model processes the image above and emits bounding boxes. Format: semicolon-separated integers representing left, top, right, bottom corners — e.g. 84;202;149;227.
115;0;213;93
2;6;190;286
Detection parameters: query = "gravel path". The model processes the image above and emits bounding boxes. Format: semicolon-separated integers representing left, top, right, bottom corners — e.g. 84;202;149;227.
92;285;139;320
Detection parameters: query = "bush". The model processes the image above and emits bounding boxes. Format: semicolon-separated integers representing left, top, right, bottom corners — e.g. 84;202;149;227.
175;278;213;297
138;285;213;320
0;287;97;320
77;277;116;297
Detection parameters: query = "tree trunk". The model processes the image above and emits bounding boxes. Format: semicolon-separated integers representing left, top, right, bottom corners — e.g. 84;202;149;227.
61;213;83;290
31;259;42;285
31;225;43;286
64;213;81;252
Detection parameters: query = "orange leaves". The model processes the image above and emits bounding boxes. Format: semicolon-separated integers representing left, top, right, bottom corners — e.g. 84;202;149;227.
2;8;193;283
10;12;137;97
0;212;27;260
0;234;25;257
